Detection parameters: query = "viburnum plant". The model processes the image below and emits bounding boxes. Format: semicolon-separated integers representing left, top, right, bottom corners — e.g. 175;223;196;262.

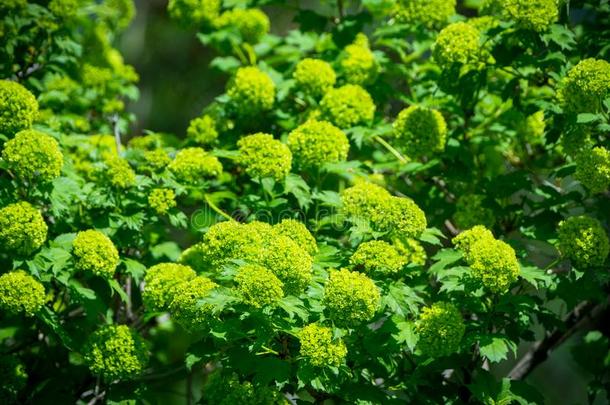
1;0;610;403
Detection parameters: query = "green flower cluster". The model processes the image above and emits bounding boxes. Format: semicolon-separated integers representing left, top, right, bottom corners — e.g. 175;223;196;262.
394;0;456;29
0;270;45;316
287;120;349;169
340;182;427;237
72;230;120;279
170;276;217;331
0;202;48;256
148;188;177;215
500;0;558;32
142;149;172;173
518;110;546;144
433;22;481;69
299;323;347;368
143;263;196;312
0;355;27;404
105;156;136;189
452;225;494;258
320;84;375;128
234;264;284;308
558;216;609;269
560;127;593;159
453;194;495;229
48;0;79;19
454;226;520;294
575;147;610;194
350;240;407;274
105;0;136;31
2;129;63;182
274;218;318;257
82;325;149;381
197;220;314;294
392;106;447;159
293;58;336;98
340;33;378;85
0;80;38;136
394;237;427;266
416;302;465;357
558;58;610;114
217;8;270;44
237;133;292;181
341;181;390;220
167;0;220;28
323;268;380;326
203;372;285;405
186;114;218;145
169;147;222;184
227;67;275;117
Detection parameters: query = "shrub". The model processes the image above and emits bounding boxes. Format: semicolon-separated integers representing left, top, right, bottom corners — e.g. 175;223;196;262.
3;0;610;403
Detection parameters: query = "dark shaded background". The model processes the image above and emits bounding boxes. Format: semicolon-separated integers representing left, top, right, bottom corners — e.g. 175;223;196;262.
118;2;602;403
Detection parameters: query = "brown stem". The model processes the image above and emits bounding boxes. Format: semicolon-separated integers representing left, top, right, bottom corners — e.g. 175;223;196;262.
508;299;609;380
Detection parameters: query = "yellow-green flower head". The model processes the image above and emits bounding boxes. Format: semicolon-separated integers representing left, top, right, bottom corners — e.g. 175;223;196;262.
273;218;318;257
416;302;465;357
143;263;196;312
452;225;495;260
500;0;558;32
299;323;347;368
187;114;218;145
453;194;495;229
287;120;350;169
320;85;375;128
72;230;120;279
340;34;379;85
169;147;222;184
558;58;610;114
237;133;292;181
575;147;610;194
323;268;380;326
466;238;520;294
234;264;284;308
170;276;217;331
0;80;38;136
127;133;163;151
104;156;136;189
148;188;177;216
558;216;609;268
0;354;27;404
293;58;337;98
200;221;273;269
433;22;481;69
48;0;79;19
200;220;255;268
83;325;149;381
0;270;45;316
203;372;285;405
393;237;427;265
227;67;275;117
394;0;456;29
142;149;171;173
392;106;447;159
0;202;47;256
377;196;427;238
350;240;407;274
168;0;220;27
518;110;546;144
2;129;63;182
216;8;270;44
341;181;391;220
258;234;314;295
105;0;136;30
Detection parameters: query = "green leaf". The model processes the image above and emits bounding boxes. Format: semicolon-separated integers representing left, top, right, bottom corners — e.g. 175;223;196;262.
519;265;554;289
478;335;516;363
108;279;129;303
576;113;601;124
122;258;146;283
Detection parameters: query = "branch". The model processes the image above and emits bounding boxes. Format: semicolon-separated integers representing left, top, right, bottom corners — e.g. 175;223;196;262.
508;299;609;380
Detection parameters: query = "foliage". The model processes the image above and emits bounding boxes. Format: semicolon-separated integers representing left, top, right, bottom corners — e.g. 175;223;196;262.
1;0;610;403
